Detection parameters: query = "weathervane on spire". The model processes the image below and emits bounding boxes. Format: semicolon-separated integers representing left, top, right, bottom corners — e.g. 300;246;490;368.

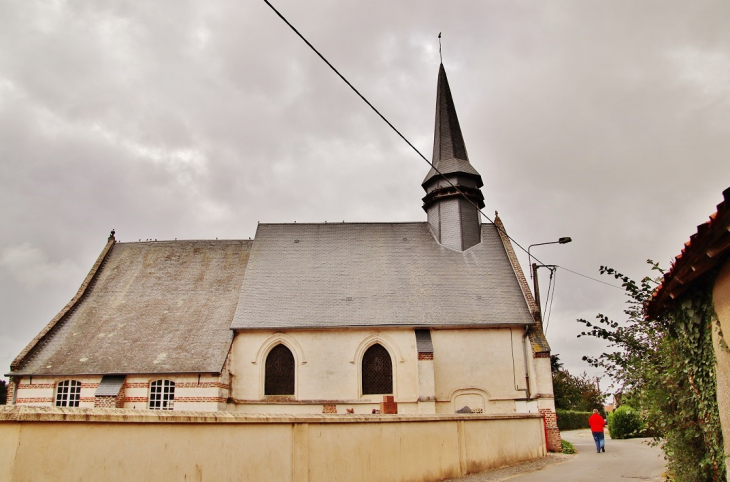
438;32;443;63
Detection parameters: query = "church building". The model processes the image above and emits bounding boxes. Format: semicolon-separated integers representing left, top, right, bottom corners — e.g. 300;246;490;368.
7;65;556;428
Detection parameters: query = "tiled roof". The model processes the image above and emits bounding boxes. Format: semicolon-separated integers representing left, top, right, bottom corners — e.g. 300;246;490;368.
10;240;252;376
422;64;483;188
647;187;730;318
231;222;535;330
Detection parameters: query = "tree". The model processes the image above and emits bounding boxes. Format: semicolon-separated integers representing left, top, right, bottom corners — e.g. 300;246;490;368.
577;263;725;481
551;354;605;412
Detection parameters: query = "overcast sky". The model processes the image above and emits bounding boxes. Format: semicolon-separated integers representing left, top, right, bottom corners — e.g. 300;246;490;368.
1;0;729;389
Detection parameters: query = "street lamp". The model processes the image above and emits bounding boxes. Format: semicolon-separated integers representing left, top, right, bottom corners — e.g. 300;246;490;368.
528;237;572;278
527;237;572;324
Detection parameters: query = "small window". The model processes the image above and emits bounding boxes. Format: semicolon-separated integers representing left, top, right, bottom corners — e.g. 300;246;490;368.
265;344;295;395
362;344;393;395
55;380;81;407
149;380;175;410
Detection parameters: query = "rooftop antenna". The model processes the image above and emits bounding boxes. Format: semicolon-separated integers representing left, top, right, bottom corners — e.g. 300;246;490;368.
438;32;443;63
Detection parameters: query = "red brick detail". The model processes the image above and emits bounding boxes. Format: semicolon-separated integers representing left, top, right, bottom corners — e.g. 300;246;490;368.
116;387;126;408
123;383;149;389
17;383;55;389
94;396;118;408
322;404;337;414
380;396;398;414
417;353;434;360
175;382;230;389
494;215;538;315
122;397;149;403
539;409;562;452
534;352;551;358
174;397;226;403
80;383;100;388
16;398;53;404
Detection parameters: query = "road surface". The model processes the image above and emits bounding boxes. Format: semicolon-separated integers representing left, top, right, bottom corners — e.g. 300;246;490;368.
448;429;665;481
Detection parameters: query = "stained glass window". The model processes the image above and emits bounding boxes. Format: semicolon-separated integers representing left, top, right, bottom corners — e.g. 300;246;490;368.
265;344;295;396
362;344;393;395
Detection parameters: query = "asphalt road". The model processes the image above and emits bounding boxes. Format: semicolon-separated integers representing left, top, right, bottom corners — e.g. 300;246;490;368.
448;429;666;482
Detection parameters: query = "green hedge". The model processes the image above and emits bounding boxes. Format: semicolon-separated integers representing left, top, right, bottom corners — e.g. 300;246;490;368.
607;405;645;439
556;409;592;431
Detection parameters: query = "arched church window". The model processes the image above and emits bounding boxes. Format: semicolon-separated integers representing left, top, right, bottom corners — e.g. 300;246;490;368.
265;344;295;396
362;344;393;395
149;379;175;410
55;380;81;407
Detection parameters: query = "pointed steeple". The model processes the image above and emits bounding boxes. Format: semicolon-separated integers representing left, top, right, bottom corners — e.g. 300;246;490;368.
422;64;483;188
421;64;485;251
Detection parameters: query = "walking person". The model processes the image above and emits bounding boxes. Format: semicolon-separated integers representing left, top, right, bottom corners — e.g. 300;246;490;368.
589;409;606;453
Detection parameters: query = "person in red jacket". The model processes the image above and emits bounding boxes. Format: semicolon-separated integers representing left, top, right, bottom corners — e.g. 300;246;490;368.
589;409;606;453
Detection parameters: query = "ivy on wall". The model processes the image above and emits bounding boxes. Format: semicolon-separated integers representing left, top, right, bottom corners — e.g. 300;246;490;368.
577;262;726;482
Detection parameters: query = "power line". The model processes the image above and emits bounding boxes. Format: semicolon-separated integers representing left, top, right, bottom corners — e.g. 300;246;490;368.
262;0;622;291
544;267;556;332
556;266;623;290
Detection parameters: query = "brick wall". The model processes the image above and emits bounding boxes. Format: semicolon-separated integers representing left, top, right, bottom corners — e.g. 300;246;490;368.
539;408;562;452
94;396;117;408
6;379;14;405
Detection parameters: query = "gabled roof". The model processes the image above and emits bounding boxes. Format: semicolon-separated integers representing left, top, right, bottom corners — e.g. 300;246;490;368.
647;187;730;318
9;239;252;376
231;222;535;330
422;64;483;188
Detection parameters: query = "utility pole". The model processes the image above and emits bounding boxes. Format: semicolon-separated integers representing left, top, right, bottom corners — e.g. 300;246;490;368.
532;262;542;324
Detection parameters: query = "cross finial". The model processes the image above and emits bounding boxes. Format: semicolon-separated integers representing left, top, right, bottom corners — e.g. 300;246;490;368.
438;32;442;63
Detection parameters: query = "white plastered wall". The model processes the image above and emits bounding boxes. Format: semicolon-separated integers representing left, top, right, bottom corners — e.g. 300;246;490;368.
229;327;545;415
229;329;418;413
431;328;537;414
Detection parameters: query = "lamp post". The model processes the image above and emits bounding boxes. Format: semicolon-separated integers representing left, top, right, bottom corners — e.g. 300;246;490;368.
528;237;572;324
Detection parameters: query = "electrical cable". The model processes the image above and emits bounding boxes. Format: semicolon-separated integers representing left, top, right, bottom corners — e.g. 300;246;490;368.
554;265;622;290
544;268;557;333
261;0;623;291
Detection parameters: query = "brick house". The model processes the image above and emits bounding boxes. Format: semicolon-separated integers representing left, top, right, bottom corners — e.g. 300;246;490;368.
6;64;560;450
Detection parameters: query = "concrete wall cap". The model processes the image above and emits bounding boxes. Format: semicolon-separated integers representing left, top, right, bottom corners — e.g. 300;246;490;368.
0;406;542;424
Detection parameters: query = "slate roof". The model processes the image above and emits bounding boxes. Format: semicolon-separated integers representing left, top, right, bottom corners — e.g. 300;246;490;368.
10;240;252;376
422;64;483;188
231;222;535;330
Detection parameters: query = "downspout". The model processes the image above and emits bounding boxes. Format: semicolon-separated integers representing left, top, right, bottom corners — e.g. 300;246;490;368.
522;326;531;400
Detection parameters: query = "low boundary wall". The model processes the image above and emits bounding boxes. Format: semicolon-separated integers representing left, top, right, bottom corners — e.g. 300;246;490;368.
0;407;546;482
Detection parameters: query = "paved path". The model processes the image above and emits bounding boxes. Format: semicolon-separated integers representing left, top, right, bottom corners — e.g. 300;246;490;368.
447;429;665;481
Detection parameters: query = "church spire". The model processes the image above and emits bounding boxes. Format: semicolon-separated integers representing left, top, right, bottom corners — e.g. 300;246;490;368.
422;64;485;251
433;63;468;165
422;64;483;188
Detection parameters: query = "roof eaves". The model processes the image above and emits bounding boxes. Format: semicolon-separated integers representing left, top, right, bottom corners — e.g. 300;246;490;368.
647;187;730;318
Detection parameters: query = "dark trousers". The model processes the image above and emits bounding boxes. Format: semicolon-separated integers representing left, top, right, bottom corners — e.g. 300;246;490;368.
592;431;605;452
